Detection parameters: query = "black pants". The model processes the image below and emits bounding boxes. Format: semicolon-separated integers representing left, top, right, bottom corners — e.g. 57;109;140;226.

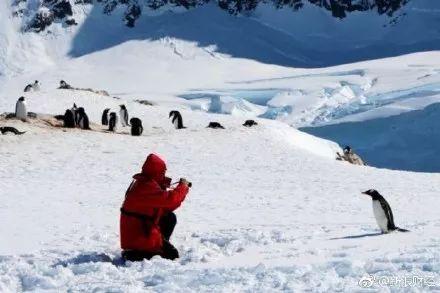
160;211;176;241
122;212;179;261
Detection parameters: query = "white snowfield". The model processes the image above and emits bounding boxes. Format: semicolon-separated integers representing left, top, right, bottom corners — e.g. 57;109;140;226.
0;90;440;292
1;1;440;291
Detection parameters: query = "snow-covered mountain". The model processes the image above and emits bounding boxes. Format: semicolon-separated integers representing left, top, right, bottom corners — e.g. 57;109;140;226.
4;0;440;68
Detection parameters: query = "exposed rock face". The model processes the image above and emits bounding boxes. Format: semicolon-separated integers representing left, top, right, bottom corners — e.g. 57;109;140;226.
12;0;410;32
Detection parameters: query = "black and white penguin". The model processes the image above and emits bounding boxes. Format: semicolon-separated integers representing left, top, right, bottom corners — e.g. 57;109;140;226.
24;84;33;92
109;112;118;132
362;189;409;233
119;105;129;127
207;122;225;129
130;118;143;136
15;97;28;121
71;103;79;126
102;108;110;126
32;80;40;91
0;127;26;135
243;120;258;127
169;110;185;129
77;107;91;130
63;109;76;128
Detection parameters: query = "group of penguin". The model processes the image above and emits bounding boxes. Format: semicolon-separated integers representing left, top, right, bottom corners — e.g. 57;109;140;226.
101;105;139;134
24;80;40;92
62;104;91;130
98;107;259;136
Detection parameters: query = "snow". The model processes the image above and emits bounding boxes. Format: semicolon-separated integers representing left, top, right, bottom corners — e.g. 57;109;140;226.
1;1;440;291
1;88;440;292
301;102;440;172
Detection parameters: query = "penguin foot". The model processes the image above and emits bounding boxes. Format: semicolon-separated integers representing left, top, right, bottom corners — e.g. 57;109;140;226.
396;227;410;232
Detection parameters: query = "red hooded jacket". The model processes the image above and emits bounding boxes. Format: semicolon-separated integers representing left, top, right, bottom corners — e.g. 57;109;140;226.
120;154;189;252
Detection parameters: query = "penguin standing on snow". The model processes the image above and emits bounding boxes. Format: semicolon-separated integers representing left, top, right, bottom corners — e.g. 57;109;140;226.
169;110;185;129
71;103;79;126
102;108;110;126
119;105;129;127
130;118;143;136
63;109;76;128
109;112;118;132
362;189;409;233
15;97;28;121
32;80;40;91
77;107;91;130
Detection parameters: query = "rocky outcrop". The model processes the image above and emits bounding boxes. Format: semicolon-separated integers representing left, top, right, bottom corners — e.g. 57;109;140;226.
13;0;411;32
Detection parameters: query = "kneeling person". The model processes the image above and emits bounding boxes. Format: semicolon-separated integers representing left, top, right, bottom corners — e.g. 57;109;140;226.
120;154;190;261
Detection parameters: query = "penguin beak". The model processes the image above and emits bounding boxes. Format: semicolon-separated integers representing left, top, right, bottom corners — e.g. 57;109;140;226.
361;191;369;195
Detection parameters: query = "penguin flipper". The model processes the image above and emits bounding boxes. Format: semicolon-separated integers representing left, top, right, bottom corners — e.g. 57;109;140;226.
380;198;395;230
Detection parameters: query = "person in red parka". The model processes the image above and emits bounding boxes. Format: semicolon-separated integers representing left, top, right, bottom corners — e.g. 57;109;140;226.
120;153;190;261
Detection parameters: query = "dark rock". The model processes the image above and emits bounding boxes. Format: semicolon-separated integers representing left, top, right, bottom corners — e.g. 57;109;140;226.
125;4;141;27
65;18;78;26
135;99;154;106
28;11;54;32
50;0;73;19
16;0;411;33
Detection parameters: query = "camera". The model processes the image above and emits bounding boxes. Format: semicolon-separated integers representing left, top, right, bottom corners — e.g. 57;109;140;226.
179;178;192;188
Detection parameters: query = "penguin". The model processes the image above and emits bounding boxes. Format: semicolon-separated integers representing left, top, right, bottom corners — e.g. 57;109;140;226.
15;97;28;121
71;103;79;126
24;84;33;92
109;112;118;132
119;105;129;127
77;107;91;130
32;80;40;91
207;122;225;129
0;127;26;135
102;108;110;126
63;109;76;128
54;114;65;121
362;189;409;233
130;117;143;136
59;80;72;89
169;110;185;129
243;120;258;127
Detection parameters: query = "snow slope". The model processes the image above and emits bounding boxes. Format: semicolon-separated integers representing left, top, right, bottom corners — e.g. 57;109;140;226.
1;1;440;173
302;102;440;172
1;90;440;292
